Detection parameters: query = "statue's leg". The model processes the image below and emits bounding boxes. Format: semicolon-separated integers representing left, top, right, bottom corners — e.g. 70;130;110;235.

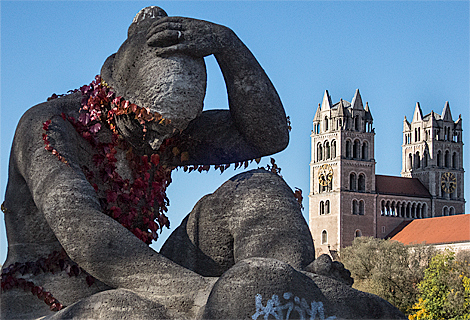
161;169;314;276
201;257;406;320
43;289;169;320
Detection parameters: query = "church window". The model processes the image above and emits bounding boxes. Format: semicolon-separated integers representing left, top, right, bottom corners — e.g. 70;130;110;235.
319;201;325;215
350;173;357;191
422;203;427;218
359;200;365;215
415;151;420;169
352;200;358;215
355;230;362;238
321;230;328;244
325;200;330;214
361;142;368;160
331;140;337;158
452;152;457;169
358;174;365;192
408;153;413;171
354;116;359;131
317;143;323;161
325;141;330;159
437;150;442;167
406;203;411;218
353;140;360;159
324;116;329;131
346;140;352;158
423;151;428;167
443;207;449;216
449;207;455;215
445;150;450;168
416;203;422;218
414;128;418;142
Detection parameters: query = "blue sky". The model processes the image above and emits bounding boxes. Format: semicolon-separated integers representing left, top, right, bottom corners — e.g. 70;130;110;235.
1;1;469;265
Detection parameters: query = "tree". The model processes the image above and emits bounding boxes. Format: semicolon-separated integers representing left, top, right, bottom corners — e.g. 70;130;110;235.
341;237;435;315
409;250;470;320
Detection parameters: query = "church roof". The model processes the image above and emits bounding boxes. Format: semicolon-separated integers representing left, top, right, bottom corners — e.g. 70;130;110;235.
375;175;432;198
389;214;470;245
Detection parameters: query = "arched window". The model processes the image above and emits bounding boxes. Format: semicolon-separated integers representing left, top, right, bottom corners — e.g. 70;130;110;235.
406;203;411;218
319;201;325;215
324;117;329;131
422;203;427;218
331;140;337;158
381;200;385;216
437;150;442;167
346;140;352;158
450;207;455;216
391;201;397;216
423;151;428;167
353;140;360;159
352;200;358;215
355;230;362;238
354;116;359;131
443;207;449;216
415;151;420;169
445;150;450;168
325;200;330;214
350;173;357;191
321;230;328;244
325;141;330;159
359;200;365;215
416;203;422;218
317;143;323;161
452;152;457;169
358;174;365;192
408;153;413;170
361;142;368;160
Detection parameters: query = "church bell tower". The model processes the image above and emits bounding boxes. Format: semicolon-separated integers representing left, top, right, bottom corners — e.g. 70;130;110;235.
402;101;465;216
309;89;376;257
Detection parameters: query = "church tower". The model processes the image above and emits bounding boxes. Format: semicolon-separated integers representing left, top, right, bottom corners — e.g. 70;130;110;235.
402;102;465;216
309;89;376;257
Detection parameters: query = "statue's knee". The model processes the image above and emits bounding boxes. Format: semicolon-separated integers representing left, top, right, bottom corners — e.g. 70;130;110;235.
202;258;335;320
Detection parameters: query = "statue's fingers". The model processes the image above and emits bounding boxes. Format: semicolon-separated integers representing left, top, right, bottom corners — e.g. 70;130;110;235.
146;30;180;47
146;22;183;40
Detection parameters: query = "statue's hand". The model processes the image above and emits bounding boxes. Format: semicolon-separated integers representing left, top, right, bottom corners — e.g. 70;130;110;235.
146;16;233;57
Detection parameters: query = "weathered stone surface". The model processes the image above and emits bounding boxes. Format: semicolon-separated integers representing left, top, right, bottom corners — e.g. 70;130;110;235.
161;169;314;276
203;258;405;320
305;254;354;286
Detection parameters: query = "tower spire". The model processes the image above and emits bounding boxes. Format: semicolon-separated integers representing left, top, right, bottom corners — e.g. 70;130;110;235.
412;102;423;122
321;90;332;110
442;101;453;121
351;89;364;110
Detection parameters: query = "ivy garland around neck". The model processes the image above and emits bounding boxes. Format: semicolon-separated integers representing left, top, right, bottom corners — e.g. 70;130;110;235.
44;75;180;245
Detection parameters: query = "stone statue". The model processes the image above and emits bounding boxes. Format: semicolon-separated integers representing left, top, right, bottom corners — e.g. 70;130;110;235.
1;6;405;319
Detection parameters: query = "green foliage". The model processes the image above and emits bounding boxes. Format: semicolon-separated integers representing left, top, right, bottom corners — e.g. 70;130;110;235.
341;237;435;315
409;250;470;320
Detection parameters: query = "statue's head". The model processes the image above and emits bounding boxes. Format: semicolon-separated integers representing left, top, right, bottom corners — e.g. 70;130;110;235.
101;6;207;151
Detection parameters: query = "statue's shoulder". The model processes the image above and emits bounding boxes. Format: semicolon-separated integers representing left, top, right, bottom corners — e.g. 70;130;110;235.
16;92;82;133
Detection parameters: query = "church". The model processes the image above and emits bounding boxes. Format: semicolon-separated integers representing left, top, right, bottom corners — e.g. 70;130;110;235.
308;89;465;257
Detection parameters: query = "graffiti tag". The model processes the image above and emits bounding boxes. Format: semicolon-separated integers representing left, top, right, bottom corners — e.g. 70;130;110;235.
252;292;336;320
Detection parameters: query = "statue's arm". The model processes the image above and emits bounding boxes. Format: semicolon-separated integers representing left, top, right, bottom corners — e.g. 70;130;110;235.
147;17;289;165
12;101;203;294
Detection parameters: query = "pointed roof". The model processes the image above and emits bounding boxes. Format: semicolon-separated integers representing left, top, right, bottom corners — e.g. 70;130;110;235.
321;90;332;110
390;214;470;245
403;116;411;130
351;89;364;110
412;102;423;122
313;103;322;121
336;100;345;117
364;102;373;120
442;101;453;121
